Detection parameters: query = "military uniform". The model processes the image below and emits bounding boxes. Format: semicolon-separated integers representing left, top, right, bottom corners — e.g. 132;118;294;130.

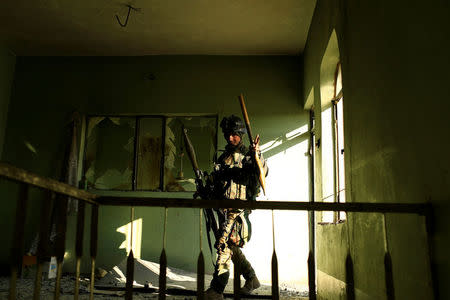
207;117;269;297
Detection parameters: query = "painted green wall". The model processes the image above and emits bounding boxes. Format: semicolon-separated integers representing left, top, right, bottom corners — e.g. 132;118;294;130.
303;0;450;299
1;56;307;275
0;44;15;159
0;44;16;274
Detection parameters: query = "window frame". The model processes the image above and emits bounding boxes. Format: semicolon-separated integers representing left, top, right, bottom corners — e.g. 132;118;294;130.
332;62;346;222
320;62;346;224
81;113;218;193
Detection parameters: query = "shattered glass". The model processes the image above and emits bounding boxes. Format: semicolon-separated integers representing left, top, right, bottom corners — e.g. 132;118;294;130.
85;117;135;190
84;115;217;192
164;116;217;192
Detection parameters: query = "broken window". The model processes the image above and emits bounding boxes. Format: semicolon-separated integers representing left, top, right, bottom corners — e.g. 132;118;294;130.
84;117;135;190
164;116;217;192
84;115;217;192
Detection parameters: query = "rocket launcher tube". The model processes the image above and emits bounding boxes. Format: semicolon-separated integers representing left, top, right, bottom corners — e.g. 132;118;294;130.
182;126;202;180
239;94;267;195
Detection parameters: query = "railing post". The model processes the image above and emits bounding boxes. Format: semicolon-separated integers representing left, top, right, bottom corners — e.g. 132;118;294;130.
8;183;28;300
159;208;168;300
424;206;437;299
54;194;68;300
159;249;167;300
74;200;86;300
308;209;316;300
345;252;355;300
125;207;135;300
125;250;135;300
89;204;99;300
271;251;279;300
197;209;205;300
33;191;54;300
308;251;316;300
271;210;279;300
197;251;205;300
382;214;395;300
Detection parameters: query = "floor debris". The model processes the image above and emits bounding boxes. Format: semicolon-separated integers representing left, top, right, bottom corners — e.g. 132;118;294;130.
0;257;308;299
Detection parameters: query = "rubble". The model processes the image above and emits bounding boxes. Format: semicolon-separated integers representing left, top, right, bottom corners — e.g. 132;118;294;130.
0;257;308;299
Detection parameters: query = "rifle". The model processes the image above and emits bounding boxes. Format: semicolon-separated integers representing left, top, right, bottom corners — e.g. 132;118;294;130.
182;126;219;250
238;94;267;195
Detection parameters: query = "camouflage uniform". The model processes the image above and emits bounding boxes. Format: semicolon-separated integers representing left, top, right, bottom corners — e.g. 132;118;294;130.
209;140;268;294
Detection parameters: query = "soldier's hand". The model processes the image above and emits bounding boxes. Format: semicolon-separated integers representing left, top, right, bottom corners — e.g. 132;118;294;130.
251;134;261;154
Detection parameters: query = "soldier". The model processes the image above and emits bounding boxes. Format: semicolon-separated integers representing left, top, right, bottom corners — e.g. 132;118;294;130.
205;115;269;300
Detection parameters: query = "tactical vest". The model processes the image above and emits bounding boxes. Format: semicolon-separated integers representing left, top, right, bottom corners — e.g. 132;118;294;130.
213;145;261;202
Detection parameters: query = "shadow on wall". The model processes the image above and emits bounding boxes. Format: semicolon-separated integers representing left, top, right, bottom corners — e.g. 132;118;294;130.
259;124;309;159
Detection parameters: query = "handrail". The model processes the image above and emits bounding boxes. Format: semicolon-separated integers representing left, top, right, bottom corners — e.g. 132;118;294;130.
0;162;429;215
0;162;99;205
98;196;430;215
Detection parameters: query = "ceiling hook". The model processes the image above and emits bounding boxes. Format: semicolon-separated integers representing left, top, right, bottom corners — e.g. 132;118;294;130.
115;4;140;27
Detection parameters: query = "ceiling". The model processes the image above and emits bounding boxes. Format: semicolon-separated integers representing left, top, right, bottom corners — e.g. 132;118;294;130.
0;0;317;56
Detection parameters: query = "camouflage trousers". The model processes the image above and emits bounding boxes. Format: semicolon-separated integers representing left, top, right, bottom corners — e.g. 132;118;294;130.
210;209;256;293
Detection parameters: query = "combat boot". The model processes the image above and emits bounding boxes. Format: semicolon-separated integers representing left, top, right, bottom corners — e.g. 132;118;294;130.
240;276;260;294
205;287;224;300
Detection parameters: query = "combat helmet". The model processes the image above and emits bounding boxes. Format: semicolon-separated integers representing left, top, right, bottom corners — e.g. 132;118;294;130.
220;115;246;137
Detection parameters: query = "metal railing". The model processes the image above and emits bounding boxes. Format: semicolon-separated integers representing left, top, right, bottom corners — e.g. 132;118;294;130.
0;162;434;300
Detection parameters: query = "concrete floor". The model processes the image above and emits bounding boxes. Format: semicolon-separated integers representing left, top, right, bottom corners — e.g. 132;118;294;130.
0;275;308;299
1;258;308;299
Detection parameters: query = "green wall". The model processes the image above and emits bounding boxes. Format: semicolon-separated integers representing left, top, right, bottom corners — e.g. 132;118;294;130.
1;56;307;275
0;44;16;274
0;44;15;159
303;0;450;299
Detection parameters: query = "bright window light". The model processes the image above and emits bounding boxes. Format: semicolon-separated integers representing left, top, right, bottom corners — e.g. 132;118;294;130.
243;135;310;291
